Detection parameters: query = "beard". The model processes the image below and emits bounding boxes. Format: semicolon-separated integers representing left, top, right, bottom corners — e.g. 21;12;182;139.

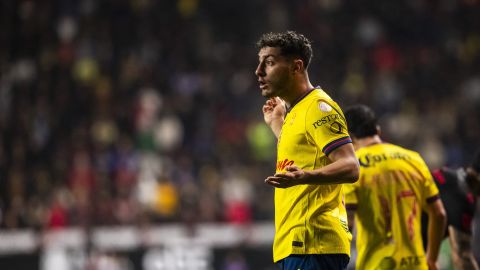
261;78;289;99
261;87;275;98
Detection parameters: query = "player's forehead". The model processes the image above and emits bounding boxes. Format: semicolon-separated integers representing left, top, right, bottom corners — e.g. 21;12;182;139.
258;47;283;60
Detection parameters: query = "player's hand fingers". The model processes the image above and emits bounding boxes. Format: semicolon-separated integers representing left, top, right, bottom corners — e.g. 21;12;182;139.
273;172;288;178
285;165;299;172
265;179;289;188
274;97;285;106
266;101;276;109
265;178;280;186
262;104;272;113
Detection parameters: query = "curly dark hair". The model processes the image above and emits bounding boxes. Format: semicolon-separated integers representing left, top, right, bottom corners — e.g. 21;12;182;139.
344;104;379;139
256;31;313;68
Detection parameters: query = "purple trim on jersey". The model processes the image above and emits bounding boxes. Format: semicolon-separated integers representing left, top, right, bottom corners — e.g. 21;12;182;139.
323;136;352;156
286;88;316;114
426;194;440;204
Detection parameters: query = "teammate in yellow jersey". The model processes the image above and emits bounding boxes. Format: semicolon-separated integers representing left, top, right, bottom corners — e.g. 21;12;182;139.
343;104;447;270
256;31;360;270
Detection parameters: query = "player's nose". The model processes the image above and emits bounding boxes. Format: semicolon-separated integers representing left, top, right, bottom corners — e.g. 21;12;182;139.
255;63;265;77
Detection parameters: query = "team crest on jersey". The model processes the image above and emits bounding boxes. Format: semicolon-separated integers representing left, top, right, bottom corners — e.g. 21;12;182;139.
318;101;332;112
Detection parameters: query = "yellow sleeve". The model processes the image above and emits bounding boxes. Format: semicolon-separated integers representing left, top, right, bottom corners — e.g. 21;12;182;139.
414;153;440;203
423;172;439;203
305;99;352;156
344;183;358;206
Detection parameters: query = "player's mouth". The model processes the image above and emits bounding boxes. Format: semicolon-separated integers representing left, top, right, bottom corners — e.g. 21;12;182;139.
259;80;268;90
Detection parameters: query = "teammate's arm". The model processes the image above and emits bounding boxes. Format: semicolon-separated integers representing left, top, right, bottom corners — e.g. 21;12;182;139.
424;198;447;270
447;226;480;270
265;143;359;187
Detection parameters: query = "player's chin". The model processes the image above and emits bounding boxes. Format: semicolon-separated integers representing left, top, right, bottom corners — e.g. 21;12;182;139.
261;89;275;98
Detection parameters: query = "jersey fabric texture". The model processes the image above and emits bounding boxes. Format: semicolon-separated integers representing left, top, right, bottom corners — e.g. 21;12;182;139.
344;143;439;270
273;88;353;263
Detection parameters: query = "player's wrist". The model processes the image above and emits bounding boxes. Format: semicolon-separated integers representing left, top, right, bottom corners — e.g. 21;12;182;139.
299;170;311;184
271;115;284;123
269;117;284;129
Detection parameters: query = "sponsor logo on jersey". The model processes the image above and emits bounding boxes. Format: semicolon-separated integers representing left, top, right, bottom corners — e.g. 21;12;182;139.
277;158;294;171
399;256;421;267
358;152;412;168
312;114;341;129
378;257;396;269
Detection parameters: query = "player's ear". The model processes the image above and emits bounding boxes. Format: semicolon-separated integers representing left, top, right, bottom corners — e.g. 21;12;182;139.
376;125;381;136
292;59;304;74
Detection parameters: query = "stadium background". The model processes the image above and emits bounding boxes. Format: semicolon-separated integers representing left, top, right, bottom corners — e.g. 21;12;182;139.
0;0;479;269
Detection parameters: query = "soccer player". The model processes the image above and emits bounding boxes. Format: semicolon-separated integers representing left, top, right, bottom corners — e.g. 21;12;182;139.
343;104;447;270
423;151;480;270
257;31;360;270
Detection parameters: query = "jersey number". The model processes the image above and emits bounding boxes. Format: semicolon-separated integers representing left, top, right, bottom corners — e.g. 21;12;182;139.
378;190;417;241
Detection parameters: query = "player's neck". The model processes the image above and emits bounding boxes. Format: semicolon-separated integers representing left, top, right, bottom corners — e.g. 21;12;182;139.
284;80;315;109
355;135;382;149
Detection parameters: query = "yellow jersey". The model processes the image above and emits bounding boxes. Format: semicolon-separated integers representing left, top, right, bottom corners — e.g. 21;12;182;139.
273;88;353;262
344;143;439;270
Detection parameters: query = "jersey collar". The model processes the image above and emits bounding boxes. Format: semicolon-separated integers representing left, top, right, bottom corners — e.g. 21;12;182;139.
286;86;319;114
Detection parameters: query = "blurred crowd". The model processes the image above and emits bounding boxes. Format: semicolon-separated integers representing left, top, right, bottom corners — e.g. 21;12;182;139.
0;0;479;235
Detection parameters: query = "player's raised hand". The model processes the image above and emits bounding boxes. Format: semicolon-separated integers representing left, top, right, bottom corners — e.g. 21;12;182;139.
262;97;286;127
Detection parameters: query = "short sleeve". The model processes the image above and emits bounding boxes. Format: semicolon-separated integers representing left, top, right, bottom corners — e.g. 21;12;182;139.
423;174;440;203
414;154;440;203
305;99;352;156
